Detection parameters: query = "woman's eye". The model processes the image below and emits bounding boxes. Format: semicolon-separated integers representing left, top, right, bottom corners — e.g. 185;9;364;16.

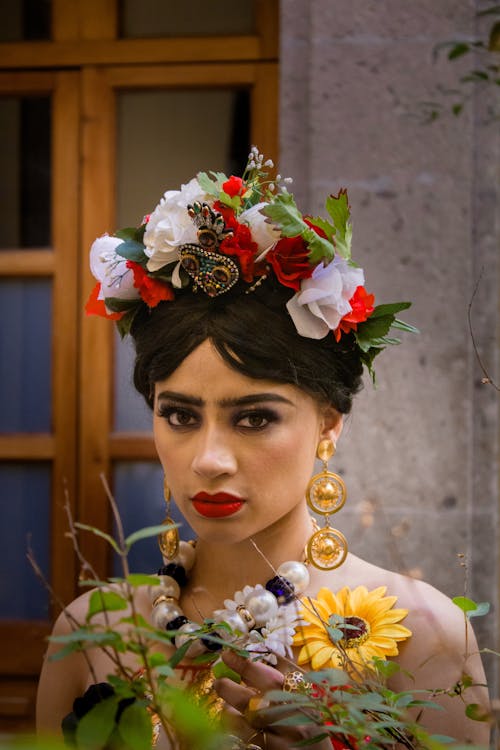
236;410;277;430
157;406;197;428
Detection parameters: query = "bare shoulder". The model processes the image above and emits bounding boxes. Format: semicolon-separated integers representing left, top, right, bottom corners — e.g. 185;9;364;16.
316;556;490;743
37;586;148;734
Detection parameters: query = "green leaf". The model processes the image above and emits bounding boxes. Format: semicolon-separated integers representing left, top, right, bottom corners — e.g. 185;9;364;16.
86;590;128;621
218;191;241;210
370;301;412;318
448;42;470;60
465;702;490;721
452;596;479;613
50;628;124;646
467;602;490;618
125;523;178;549
211;660;241;683
117;702;152;750
119;614;153;630
116;306;140;339
78;578;112;588
197;170;226;196
74;522;122;554
115;239;148;263
168;640;192;669
307;215;335;241
160;686;225;748
125;573;161;587
392;318;419;334
147;651;169;668
372;657;401;679
302;227;335;265
102;296;139;313
75;695;119;750
262;191;309;237
325;190;352;259
115;227;142;242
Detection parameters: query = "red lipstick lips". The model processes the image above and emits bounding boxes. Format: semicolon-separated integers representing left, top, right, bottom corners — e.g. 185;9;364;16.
191;492;244;518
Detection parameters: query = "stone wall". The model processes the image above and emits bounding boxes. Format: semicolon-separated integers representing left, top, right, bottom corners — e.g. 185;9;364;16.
279;0;499;688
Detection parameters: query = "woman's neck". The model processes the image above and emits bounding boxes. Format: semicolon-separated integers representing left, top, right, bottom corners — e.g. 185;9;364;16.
183;504;314;614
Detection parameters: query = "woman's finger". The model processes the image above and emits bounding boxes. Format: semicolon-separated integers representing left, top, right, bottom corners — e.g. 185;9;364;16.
215;676;258;714
221;650;284;694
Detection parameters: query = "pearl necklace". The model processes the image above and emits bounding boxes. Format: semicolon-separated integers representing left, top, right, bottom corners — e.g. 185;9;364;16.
149;540;311;662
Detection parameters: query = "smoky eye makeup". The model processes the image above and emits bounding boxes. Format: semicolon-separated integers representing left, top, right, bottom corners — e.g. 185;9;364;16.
155;400;200;428
232;407;282;430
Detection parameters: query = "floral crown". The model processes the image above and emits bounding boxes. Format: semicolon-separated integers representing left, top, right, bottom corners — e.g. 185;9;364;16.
86;147;416;378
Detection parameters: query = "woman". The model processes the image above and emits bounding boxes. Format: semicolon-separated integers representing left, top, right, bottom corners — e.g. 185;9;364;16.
37;150;489;748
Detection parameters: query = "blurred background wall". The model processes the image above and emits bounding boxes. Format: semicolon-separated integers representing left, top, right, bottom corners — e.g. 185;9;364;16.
280;0;499;686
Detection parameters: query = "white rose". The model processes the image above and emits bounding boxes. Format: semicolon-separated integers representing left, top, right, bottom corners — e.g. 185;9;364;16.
144;178;208;272
89;234;139;300
239;202;281;254
286;256;364;339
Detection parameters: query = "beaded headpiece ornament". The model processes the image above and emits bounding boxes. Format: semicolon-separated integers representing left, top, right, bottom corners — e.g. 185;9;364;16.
86;147;416;377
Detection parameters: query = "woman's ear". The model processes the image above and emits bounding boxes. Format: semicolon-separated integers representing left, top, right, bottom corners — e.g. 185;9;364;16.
319;406;344;445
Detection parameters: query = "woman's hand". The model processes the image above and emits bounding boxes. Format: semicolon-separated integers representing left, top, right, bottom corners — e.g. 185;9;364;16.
214;651;332;750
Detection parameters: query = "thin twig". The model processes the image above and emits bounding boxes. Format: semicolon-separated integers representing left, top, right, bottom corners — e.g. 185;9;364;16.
468;269;500;391
26;541;99;685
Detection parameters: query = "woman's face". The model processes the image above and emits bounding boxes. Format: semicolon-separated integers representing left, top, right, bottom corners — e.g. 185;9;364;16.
153;340;342;544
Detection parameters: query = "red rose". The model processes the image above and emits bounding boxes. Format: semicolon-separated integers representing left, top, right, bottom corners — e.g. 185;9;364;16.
85;282;125;320
267;219;326;291
222;175;246;198
267;236;313;291
220;221;260;283
334;285;375;342
126;261;174;307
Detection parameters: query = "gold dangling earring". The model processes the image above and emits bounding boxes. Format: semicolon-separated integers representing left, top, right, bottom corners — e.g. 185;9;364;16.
158;478;180;560
306;438;348;570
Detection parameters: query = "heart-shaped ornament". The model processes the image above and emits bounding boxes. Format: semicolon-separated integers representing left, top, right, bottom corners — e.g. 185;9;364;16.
180;244;239;297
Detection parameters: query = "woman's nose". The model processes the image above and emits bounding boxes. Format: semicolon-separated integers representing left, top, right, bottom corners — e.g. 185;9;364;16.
191;428;237;478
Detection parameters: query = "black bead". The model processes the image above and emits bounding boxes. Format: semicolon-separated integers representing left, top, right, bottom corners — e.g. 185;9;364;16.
165;615;189;632
158;563;188;587
265;575;295;605
201;634;223;652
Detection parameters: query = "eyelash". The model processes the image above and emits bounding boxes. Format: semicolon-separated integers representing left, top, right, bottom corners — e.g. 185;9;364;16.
156;406;279;431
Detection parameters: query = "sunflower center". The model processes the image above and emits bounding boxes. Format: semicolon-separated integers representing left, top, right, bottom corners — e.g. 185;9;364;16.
338;616;371;647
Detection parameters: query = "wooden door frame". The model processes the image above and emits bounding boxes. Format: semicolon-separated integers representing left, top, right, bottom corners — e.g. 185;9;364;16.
78;61;279;574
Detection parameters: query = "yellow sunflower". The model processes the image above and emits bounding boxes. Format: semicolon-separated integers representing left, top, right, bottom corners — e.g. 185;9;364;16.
293;585;411;675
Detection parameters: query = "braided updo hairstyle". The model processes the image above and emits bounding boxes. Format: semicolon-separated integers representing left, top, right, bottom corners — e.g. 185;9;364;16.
130;279;364;415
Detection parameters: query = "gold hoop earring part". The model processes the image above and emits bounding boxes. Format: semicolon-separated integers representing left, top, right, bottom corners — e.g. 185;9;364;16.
158;478;180;560
306;439;348;570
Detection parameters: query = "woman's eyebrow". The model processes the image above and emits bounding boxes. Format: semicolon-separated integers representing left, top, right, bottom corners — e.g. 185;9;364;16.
155;390;294;408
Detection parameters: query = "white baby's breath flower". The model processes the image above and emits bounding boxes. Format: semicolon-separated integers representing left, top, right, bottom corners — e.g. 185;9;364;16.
286;256;364;339
89;234;139;301
144;177;208;272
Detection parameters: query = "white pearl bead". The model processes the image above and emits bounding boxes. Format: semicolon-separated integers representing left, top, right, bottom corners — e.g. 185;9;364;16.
172;541;196;571
244;590;279;627
213;609;249;636
277;560;310;594
175;621;206;657
151;600;183;630
158;576;181;599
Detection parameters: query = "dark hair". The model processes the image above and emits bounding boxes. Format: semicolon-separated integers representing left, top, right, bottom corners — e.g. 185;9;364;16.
130;281;363;414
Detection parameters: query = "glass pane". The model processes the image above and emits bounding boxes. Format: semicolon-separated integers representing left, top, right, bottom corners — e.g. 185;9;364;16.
114;88;249;430
0;97;51;248
114;331;153;432
120;0;254;37
0;279;52;432
0;463;51;620
113;462;193;575
0;0;51;41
